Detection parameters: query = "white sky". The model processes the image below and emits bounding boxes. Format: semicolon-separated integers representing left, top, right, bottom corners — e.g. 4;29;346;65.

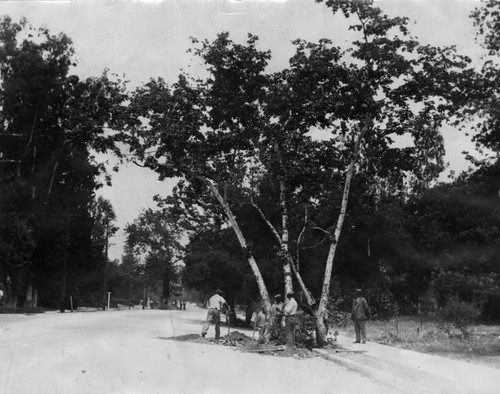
0;0;484;260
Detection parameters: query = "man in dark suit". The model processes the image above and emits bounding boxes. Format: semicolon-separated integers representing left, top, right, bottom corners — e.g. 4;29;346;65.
351;288;370;344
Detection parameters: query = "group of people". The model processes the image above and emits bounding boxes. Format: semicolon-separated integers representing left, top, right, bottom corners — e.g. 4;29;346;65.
201;288;370;346
201;290;302;346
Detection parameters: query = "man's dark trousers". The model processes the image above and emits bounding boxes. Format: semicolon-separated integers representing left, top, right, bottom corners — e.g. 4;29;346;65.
353;317;366;342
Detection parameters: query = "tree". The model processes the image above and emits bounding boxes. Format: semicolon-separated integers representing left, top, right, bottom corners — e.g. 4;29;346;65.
468;0;500;152
125;34;277;333
125;208;183;307
275;0;470;345
90;197;118;309
0;16;128;309
123;0;471;345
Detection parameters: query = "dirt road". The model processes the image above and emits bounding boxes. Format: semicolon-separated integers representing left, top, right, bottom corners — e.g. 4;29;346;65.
2;306;497;393
1;306;395;394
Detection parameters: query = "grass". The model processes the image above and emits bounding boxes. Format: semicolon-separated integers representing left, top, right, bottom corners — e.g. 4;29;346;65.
338;315;500;369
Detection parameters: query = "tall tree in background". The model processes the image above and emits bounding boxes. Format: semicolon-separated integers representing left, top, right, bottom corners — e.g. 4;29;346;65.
0;16;127;309
470;0;500;152
90;196;118;309
125;208;183;307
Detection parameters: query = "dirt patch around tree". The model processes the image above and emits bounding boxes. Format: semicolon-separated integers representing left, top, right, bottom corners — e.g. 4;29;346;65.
163;331;320;359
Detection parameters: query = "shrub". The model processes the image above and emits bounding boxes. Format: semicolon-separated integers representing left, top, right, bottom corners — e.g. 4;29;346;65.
271;314;316;349
439;297;481;338
327;295;351;327
295;313;317;349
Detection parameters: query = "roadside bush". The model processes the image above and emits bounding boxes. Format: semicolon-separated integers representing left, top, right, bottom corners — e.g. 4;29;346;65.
327;295;350;327
431;269;500;315
272;314;317;349
295;313;316;349
439;297;481;338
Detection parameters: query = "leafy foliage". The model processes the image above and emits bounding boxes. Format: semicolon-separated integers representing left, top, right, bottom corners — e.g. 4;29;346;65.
439;297;482;338
0;16;127;308
466;0;500;152
125;208;183;305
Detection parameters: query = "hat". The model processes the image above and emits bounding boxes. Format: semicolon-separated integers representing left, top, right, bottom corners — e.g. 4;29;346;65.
274;294;282;299
215;289;224;295
355;288;363;295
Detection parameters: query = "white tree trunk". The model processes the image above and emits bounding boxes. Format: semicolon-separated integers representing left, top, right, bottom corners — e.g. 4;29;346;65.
205;179;271;310
251;199;315;307
279;179;293;295
316;121;369;346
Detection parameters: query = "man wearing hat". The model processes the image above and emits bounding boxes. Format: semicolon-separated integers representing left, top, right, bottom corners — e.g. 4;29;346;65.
283;292;298;347
201;289;228;339
351;288;370;344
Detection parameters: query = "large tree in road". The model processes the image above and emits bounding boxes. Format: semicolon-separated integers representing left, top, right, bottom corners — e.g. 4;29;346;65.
124;0;472;345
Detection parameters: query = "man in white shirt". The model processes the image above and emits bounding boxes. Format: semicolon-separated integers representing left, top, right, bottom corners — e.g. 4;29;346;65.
201;289;228;339
284;292;298;347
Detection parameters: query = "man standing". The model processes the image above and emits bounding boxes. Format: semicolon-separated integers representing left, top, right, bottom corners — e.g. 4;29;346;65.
270;294;284;339
351;288;370;344
201;289;228;340
283;292;298;347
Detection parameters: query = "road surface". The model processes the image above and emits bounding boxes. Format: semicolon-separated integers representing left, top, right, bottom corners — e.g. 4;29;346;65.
1;306;398;394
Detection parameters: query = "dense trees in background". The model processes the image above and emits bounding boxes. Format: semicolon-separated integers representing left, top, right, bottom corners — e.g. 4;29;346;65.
124;208;184;307
0;17;126;309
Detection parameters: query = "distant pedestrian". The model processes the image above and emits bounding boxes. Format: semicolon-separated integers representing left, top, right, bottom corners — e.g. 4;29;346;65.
351;289;370;344
201;289;228;340
0;288;4;307
284;292;298;347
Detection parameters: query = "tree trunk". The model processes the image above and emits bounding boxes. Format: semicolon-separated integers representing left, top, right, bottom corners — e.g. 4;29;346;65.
316;121;369;346
162;270;170;307
33;288;38;308
251;199;315;307
60;217;70;313
205;177;274;342
205;179;271;307
288;256;315;306
8;272;22;309
279;178;293;295
129;275;133;301
59;258;67;312
25;282;33;308
314;310;329;348
102;221;109;309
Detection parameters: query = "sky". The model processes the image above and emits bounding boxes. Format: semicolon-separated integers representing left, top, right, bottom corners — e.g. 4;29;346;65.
0;0;485;261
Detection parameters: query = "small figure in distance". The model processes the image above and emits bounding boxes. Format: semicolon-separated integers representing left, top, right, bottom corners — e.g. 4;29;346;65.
201;289;228;340
351;288;370;344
